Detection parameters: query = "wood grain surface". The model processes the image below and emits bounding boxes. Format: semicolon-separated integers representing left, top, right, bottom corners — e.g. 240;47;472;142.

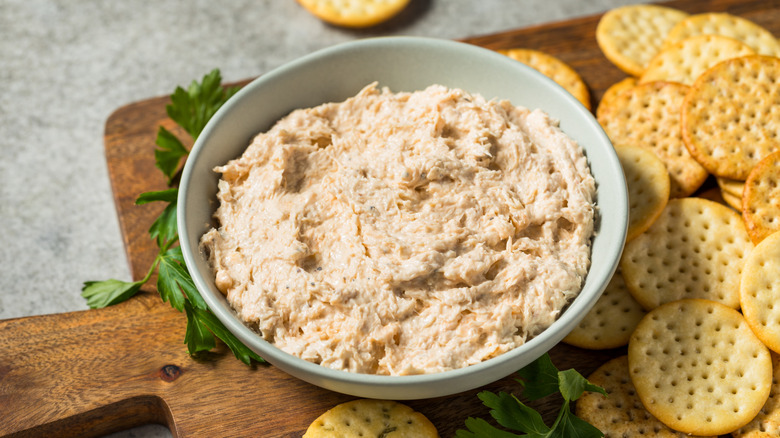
1;0;778;436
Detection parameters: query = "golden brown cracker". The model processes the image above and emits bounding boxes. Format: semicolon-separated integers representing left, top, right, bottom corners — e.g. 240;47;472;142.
628;299;772;436
740;231;780;354
639;34;755;85
721;188;743;212
681;55;780;180
743;151;780;244
596;5;689;76
296;0;410;28
596;77;637;122
563;269;646;350
732;352;780;437
303;399;439;437
616;143;671;242
664;12;780;57
598;81;709;198
498;48;591;109
576;356;714;437
620;197;753;310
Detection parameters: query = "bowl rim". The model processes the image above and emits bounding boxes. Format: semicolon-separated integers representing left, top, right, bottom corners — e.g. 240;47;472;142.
178;35;627;397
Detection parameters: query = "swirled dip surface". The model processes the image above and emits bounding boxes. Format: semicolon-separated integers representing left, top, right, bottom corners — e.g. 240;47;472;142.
200;84;596;375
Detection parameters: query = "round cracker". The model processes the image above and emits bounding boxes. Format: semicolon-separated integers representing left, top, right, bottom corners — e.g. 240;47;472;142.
616;143;671;242
740;231;780;354
620;197;753;310
639;34;755;85
720;188;743;212
716;176;745;198
743;151;780;244
563;269;646;349
597;81;709;198
498;48;591;110
732;352;780;437
681;55;780;180
596;77;637;121
628;299;772;436
663;12;780;57
303;399;439;437
296;0;410;28
596;5;689;76
576;356;714;437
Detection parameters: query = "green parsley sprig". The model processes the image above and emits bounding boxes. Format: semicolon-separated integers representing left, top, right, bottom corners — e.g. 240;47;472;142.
457;353;606;438
82;69;263;365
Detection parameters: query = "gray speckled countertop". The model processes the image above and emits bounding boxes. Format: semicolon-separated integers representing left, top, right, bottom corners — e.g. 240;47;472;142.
1;1;635;436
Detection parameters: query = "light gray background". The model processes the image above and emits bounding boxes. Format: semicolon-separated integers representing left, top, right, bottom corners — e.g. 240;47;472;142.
2;1;636;436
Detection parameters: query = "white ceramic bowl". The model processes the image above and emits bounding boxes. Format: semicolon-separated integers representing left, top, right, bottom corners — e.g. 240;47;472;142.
178;36;628;400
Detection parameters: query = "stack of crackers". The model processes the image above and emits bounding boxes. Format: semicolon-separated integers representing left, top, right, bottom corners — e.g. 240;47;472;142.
561;5;780;437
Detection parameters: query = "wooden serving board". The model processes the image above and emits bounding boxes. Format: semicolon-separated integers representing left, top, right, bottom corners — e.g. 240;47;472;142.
2;0;778;436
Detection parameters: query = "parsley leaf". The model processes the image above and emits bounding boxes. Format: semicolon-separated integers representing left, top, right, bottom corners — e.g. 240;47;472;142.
136;188;179;246
558;368;607;402
550;408;603;438
516;352;560;400
188;303;265;365
166;68;240;140
457;353;605;438
456;418;520;438
83;68;263;366
81;278;144;308
478;391;549;434
157;247;208;311
184;300;217;354
154;127;189;184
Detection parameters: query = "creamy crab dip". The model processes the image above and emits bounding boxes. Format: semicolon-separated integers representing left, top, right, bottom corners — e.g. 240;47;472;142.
200;83;596;375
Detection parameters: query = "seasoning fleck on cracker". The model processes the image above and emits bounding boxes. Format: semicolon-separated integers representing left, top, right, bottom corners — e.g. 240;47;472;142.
303;399;439;437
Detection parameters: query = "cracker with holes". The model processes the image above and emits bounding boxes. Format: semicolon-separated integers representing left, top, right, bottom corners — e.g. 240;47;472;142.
563;269;646;349
596;5;689;76
497;48;591;109
740;231;780;354
743;151;780;244
615;144;671;242
597;81;708;198
576;356;714;437
620;197;753;310
681;55;780;181
663;12;780;57
303;399;439;438
733;352;780;437
296;0;410;28
720;189;743;212
596;77;637;120
628;299;772;436
639;34;755;85
716;177;745;211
